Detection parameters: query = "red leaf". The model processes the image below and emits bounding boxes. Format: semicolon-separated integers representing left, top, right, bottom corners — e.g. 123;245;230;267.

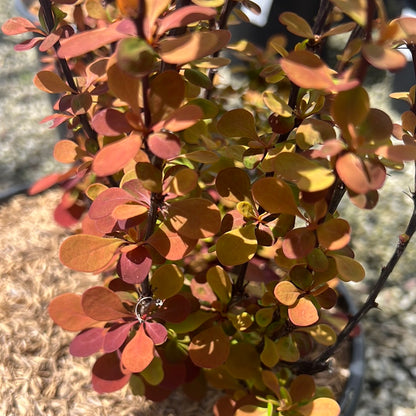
1;17;42;35
89;187;135;219
152;294;192;323
103;322;136;353
92;134;142;176
69;328;105;357
148;132;181;160
82;287;132;321
40;113;72;129
48;293;99;332
121;324;155;373
53;200;85;228
282;227;316;259
117;245;152;284
144;321;168;345
57;21;128;59
14;37;43;51
91;108;132;136
92;352;131;393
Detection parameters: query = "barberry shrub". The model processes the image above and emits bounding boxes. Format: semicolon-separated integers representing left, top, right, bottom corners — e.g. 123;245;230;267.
3;0;416;414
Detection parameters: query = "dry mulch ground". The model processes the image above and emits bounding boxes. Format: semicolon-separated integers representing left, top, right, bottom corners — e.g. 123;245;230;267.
0;190;218;416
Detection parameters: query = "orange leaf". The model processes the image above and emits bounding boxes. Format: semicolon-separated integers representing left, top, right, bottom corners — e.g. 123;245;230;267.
121;324;155;373
161;104;203;132
59;234;123;272
282;227;316;259
296;397;340;416
279;11;314;39
288;297;319;327
159;30;231;65
376;144;416;162
336;153;386;194
168;198;221;239
48;293;99;332
317;218;351;250
92;134;142;176
57;21;128;59
53;139;79;164
34;71;75;94
362;43;407;71
146;222;197;260
274;281;302;306
189;325;230;368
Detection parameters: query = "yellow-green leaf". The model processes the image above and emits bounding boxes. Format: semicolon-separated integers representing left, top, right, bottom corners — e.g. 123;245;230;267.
151;264;184;299
263;91;293;117
206;266;232;304
217;108;258;140
216;224;258;266
329;254;365;282
273;152;335;192
260;336;280;368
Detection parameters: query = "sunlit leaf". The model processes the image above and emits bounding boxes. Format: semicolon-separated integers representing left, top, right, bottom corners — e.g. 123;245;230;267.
148;132;181;160
117;246;152;284
362;43;407;71
317;218;351;251
160;104;203;132
112;203;148;220
92;352;131;393
184;68;213;89
206;266;232;304
329;253;365;282
330;0;366;26
53;140;79;164
1;16;42;35
282;227;316;259
121;324;155;373
189;325;230;368
151;264;184;299
296;397;341;416
157;5;217;36
91;108;132;137
93;134;142;176
216;224;258;266
273;152;335;192
166;168;198;196
300;324;337;346
144;321;168;345
191;0;224;6
252;177;301;216
216;167;252;203
279;11;314;39
48;293;99;332
274;281;302;306
59;235;123;272
57;21;127;59
263;91;292;117
217;108;258;140
82;286;131;321
146;222;197;260
336;153;386;194
295;119;336;150
376;144;416;162
168;198;221;239
159;30;231;65
288;297;319;326
34;71;75;93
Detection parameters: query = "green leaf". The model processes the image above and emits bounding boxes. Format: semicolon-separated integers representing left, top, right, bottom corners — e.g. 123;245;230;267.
273;152;335;192
206;266;232;304
151;264;184;299
224;342;260;379
135;162;163;193
216;167;252;203
216;224;258;266
217;108;258;140
140;357;164;385
59;235;123;272
276;335;300;362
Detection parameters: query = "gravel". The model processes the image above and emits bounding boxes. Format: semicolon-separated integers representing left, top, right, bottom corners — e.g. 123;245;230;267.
1;2;416;415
